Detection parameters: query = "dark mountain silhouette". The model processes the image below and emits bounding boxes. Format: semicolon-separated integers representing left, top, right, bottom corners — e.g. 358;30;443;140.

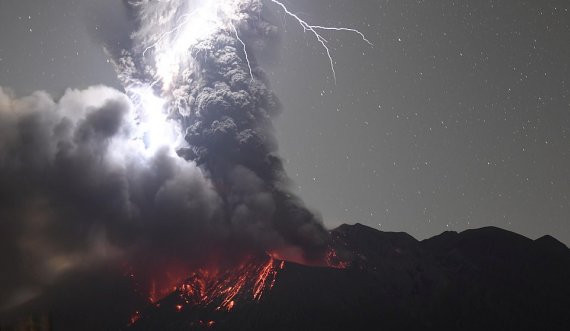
128;223;570;331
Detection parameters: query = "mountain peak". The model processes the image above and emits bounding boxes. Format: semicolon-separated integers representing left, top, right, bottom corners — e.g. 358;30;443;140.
536;234;569;252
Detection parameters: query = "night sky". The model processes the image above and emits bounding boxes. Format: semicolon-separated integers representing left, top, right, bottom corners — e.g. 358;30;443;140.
1;0;569;245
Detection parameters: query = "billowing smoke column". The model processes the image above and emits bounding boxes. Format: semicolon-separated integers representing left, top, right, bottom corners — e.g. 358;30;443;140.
0;0;334;327
116;0;331;260
178;7;330;258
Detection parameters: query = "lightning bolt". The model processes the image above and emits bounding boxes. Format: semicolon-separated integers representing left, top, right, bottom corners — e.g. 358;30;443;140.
137;0;372;90
269;0;373;84
142;13;197;57
230;22;255;82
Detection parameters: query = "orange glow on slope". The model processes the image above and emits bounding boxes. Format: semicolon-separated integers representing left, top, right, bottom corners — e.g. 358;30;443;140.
127;249;353;328
325;246;351;269
171;257;282;313
128;246;349;324
141;265;198;304
268;245;351;269
253;258;279;301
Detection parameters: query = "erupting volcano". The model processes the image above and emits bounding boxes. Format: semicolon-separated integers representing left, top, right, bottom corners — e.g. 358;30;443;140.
110;0;364;324
2;0;570;330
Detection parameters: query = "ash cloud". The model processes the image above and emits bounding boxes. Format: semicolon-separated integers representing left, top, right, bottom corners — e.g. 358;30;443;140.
179;30;330;256
114;0;330;258
0;86;224;323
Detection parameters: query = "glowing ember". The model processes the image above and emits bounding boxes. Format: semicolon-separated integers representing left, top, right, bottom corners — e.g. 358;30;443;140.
128;311;141;326
325;246;351;269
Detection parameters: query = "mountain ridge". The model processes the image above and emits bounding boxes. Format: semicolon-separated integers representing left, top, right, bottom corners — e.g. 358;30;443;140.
127;223;570;331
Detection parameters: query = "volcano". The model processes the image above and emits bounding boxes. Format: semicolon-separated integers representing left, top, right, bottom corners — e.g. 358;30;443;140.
126;223;570;330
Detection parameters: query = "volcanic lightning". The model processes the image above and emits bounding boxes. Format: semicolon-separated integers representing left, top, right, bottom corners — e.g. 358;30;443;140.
123;0;372;151
136;0;372;94
230;22;255;82
269;0;373;83
138;0;246;90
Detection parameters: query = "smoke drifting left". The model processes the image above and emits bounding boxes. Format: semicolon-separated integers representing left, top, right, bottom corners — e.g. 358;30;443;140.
0;0;332;328
0;86;223;327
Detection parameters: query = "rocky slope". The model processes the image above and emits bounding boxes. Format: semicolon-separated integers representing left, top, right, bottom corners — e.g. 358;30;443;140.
129;223;570;330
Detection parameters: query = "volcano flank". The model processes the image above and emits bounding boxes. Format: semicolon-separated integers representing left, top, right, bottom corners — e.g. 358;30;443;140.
127;223;570;331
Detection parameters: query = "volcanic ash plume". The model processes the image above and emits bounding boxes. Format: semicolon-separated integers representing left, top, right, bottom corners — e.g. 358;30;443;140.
115;0;331;260
0;0;332;326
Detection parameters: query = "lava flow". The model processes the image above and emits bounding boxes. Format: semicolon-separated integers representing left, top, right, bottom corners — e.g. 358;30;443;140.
173;246;350;310
127;255;284;328
176;256;282;311
127;248;352;328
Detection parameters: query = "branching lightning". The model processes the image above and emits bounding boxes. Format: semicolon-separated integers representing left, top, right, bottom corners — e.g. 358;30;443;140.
142;13;197;57
269;0;373;84
139;0;372;91
139;0;243;91
127;0;372;151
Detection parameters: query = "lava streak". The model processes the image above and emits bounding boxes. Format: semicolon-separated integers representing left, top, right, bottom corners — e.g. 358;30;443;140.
128;257;283;328
127;250;354;328
174;256;281;312
253;257;279;301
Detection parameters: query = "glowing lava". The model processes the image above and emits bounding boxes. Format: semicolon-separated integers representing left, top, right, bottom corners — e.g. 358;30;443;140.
325;246;351;269
126;249;353;328
174;256;281;312
128;311;141;326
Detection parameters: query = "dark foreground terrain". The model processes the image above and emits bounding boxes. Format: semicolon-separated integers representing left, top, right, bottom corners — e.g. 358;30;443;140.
129;224;570;331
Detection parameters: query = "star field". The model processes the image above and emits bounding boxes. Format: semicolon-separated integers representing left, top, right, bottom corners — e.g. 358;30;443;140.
1;0;569;244
267;0;570;243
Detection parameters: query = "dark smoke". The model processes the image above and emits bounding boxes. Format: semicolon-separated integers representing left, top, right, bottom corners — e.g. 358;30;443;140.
115;0;330;259
179;29;330;257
